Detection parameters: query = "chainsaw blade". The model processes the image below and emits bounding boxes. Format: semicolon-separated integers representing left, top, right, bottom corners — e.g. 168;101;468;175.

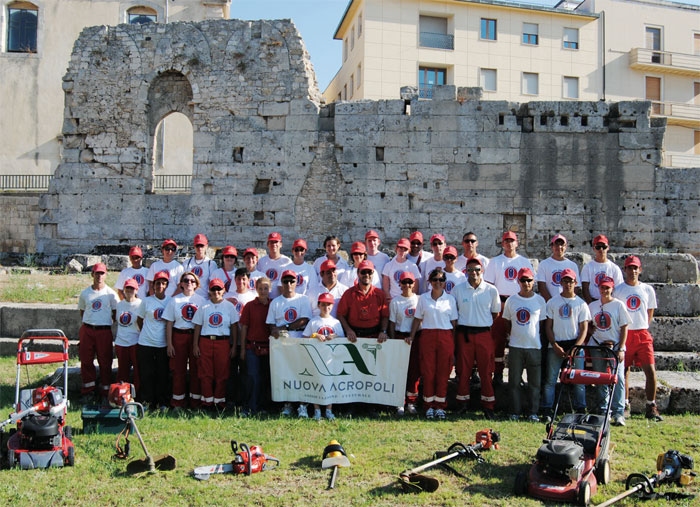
193;462;235;480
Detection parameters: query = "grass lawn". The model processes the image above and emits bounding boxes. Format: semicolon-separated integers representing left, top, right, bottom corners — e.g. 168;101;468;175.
0;271;119;305
0;358;698;505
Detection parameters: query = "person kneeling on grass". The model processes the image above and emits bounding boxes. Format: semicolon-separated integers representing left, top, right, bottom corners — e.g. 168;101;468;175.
303;292;345;421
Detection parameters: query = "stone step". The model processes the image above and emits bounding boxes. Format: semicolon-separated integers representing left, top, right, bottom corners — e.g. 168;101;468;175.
650;283;700;317
0;303;82;342
650;316;700;351
652;351;700;371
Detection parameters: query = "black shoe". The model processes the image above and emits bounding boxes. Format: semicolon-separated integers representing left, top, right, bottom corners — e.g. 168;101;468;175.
493;372;503;386
484;409;495;420
471;371;481;387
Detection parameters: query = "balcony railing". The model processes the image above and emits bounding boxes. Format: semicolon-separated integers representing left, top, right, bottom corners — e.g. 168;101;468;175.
664;154;700;168
650;101;700;127
419;31;454;50
0;174;52;192
153;174;192;192
418;86;434;99
630;48;700;76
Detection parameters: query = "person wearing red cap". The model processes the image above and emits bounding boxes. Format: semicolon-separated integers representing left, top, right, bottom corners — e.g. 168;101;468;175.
115;278;141;393
442;246;466;295
382;238;421;302
146;239;184;298
243;248;265;290
581;234;623;304
389;271;420;416
312;235;350;280
542;269;590;422
277;239;317;296
225;268;256;314
502;267;546;422
308;259;349;318
115;246;149;300
407;231;434;272
588;276;631;426
453;258;500;418
484;231;534;384
337;260;390;342
615;256;662;421
420;234;447;293
340;242;382;289
181;234;217;299
211;246;238;294
193;278;239;411
365;230;390;276
163;271;206;409
78;262;119;402
409;267;458;420
536;234;581;302
257;233;292;299
303;292;345;421
136;270;171;410
455;232;490;275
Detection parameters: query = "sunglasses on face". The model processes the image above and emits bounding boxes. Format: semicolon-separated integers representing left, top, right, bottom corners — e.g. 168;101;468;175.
561;279;576;284
352;252;364;256
519;278;533;283
223;255;236;259
293;248;306;253
466;267;481;272
182;279;196;284
359;270;373;276
400;280;414;285
410;241;422;246
282;279;296;284
130;256;142;260
195;244;206;248
210;287;224;292
430;277;447;283
432;241;443;246
443;255;456;261
463;239;477;244
503;239;515;243
595;244;608;250
163;247;176;252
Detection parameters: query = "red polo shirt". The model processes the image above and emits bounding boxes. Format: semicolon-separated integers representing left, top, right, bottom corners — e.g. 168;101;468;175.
240;297;271;352
336;284;389;330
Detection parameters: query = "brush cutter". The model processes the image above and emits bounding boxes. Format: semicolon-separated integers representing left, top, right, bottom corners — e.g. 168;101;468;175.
322;440;351;489
595;450;696;507
109;382;176;473
399;429;500;493
193;440;280;480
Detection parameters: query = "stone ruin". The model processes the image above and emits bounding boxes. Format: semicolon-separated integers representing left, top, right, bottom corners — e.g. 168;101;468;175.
37;19;700;258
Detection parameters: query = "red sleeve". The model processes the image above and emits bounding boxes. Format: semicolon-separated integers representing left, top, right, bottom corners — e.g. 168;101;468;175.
240;301;251;326
377;289;390;318
336;289;351;318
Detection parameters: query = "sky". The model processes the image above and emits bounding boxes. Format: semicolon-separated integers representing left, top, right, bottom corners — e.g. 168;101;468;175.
230;0;700;93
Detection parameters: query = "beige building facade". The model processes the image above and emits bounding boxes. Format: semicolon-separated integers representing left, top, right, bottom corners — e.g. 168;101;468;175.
0;0;230;180
325;0;700;167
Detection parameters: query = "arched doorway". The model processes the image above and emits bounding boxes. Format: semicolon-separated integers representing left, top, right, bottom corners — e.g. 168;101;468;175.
153;112;193;192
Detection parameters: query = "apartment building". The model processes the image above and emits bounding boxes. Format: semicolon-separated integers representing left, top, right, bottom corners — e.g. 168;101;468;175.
324;0;700;167
0;0;230;181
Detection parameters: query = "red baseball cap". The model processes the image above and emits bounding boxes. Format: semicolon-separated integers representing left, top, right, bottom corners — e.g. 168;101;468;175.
320;260;337;272
560;268;577;281
430;234;445;245
124;278;139;290
351;242;366;254
92;262;107;273
154;270;170;281
129;246;143;258
397;238;410;249
551;234;567;244
243;248;258;258
593;234;609;246
624;255;642;268
409;231;423;244
399;271;415;282
365;230;380;240
444;246;458;257
466;257;482;266
162;239;177;249
222;246;237;257
357;260;374;272
317;292;334;305
267;232;282;242
193;234;208;246
209;278;225;290
517;267;534;280
599;276;615;288
281;270;297;280
293;239;308;250
502;231;518;242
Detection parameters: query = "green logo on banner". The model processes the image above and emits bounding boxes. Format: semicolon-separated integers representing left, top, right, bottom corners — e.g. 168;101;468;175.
299;343;379;377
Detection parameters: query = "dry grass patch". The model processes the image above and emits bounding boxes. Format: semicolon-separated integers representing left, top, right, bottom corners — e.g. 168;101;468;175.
0;271;119;305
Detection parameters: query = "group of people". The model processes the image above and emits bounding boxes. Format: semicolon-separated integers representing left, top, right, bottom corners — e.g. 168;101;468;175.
77;229;662;424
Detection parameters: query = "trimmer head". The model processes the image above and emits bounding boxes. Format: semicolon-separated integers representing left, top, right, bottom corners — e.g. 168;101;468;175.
399;473;440;493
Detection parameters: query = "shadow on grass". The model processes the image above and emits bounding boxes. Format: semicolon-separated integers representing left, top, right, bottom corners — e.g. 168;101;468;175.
290;454;320;470
458;461;530;498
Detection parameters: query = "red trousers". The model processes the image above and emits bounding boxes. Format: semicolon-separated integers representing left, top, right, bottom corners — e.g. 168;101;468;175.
419;329;454;410
170;330;201;407
491;313;508;376
455;329;495;410
397;332;421;404
79;325;113;396
115;344;139;392
198;338;230;408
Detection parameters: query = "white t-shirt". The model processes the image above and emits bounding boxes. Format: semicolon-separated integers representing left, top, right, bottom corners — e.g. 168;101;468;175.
367;252;391;278
162;293;206;330
303;316;345;338
536;257;581;297
545;294;591;343
308;282;349;317
389;294;418;333
225;289;256;315
257;255;292;298
146;260;184;297
613;282;656;331
339;266;382;289
276;261;317;296
247;270;265;291
453;280;501;327
266;293;313;338
382;258;423;299
407;250;433;268
484;254;534;297
420;257;446;293
444;270;467;295
503;293;547;349
589;299;631;346
78;285;118;326
581;260;624;300
455;254;490;276
182;257;218;298
193;300;239;336
137;295;170;347
210;267;237;294
312;255;351;280
414;292;458;330
115;299;141;347
115;267;149;299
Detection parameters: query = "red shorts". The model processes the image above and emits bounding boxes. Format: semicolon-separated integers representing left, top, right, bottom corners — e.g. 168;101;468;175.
625;329;655;368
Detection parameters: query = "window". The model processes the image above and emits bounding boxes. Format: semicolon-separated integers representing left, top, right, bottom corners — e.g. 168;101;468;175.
350;74;354;98
481;18;497;41
128;6;157;25
418;67;446;99
563;28;579;50
694;33;700;56
419;15;453;50
343;37;348;61
480;68;497;92
337;92;341;102
6;2;38;53
522;72;539;95
646;76;661;114
357;63;362;90
563;76;579;99
351;25;355;50
358;12;362;37
523;23;538;45
645;26;662;63
343;84;347;100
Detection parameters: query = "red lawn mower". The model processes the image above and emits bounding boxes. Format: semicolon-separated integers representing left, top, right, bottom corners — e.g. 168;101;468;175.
514;345;619;506
1;329;75;469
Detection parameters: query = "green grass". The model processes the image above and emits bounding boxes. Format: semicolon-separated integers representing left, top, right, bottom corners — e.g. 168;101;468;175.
0;356;698;505
0;272;119;305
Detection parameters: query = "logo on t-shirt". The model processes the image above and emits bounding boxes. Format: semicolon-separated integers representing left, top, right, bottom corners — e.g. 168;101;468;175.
594;311;612;330
515;307;531;325
119;312;132;326
393;270;405;283
594;272;608;287
296;274;304;287
446;281;455;293
230;298;242;313
91;300;102;311
133;274;145;286
266;269;278;281
626;295;642;312
317;326;334;336
284;308;298;323
153;308;164;321
558;303;572;319
181;304;198;321
192;266;203;277
248;278;256;290
208;313;224;327
404;307;415;317
551;271;563;286
504;267;518;281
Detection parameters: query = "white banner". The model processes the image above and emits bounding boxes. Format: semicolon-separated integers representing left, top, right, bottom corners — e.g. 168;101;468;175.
270;337;411;406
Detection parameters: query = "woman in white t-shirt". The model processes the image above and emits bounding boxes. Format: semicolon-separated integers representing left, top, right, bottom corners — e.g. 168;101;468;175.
115;278;141;392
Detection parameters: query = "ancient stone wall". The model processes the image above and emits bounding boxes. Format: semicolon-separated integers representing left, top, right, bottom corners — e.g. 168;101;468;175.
0;195;40;253
37;19;700;258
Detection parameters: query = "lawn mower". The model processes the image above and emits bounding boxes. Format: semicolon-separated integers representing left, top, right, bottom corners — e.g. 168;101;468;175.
1;329;75;469
514;345;619;506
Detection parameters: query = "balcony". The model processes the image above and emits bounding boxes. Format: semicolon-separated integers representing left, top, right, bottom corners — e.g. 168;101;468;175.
419;32;454;50
650;101;700;128
664;154;700;168
629;48;700;77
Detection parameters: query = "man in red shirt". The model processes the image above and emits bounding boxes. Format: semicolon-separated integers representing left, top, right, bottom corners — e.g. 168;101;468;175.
337;260;390;342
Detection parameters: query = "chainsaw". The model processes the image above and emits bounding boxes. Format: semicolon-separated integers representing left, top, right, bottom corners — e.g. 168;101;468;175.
193;440;280;480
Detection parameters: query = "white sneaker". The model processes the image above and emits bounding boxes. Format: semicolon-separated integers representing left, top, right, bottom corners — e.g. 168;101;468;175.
313;408;321;421
281;403;293;416
406;403;418;415
612;414;626;426
435;409;446;420
325;409;336;421
297;404;309;418
425;408;435;419
396;406;405;416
